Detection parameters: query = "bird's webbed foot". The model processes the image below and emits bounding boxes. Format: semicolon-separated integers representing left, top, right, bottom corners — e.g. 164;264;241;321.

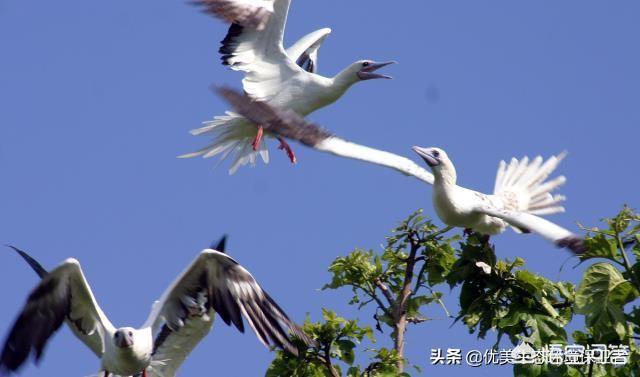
252;125;264;151
277;137;297;164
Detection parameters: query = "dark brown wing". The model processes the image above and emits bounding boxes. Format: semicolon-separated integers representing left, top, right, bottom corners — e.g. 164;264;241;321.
216;86;333;147
191;0;273;30
0;259;113;374
146;248;314;368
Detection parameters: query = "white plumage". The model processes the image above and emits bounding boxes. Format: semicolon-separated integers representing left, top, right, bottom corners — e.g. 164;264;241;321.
413;147;584;253
0;242;311;377
215;88;586;254
183;0;394;173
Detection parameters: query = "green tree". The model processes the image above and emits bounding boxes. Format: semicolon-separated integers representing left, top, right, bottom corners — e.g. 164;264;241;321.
267;207;640;376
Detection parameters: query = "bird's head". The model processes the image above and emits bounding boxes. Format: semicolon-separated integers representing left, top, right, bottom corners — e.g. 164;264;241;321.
351;60;395;81
113;327;136;349
412;146;457;184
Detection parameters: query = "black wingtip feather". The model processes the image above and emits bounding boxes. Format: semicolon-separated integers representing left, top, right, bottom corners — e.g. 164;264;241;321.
556;236;588;255
219;23;244;66
0;273;70;373
264;291;317;349
6;245;48;278
211;235;227;253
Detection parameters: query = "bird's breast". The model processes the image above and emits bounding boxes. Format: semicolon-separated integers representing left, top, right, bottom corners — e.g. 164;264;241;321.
102;339;153;375
432;186;478;228
270;77;346;116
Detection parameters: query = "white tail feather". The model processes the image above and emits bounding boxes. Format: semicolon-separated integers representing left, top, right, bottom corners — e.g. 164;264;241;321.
180;112;269;174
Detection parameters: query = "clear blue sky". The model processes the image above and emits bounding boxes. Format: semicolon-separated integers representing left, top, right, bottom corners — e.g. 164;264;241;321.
0;1;638;376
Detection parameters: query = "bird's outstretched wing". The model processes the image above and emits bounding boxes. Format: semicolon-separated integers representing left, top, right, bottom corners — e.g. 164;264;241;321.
214;0;304;102
475;204;586;255
286;28;332;73
192;0;274;30
216;87;435;184
144;245;313;374
0;257;114;374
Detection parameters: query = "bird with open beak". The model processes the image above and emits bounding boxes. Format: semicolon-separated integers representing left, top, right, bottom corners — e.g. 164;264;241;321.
182;0;395;173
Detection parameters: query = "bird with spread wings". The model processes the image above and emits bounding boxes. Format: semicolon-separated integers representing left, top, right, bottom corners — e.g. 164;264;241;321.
182;0;395;173
215;87;587;255
0;240;313;377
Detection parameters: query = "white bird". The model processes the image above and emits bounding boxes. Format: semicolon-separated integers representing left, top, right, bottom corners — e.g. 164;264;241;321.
0;240;312;377
412;146;585;254
215;88;586;254
182;0;395;173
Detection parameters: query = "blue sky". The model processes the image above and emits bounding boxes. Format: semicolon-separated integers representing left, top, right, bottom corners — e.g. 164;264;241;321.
0;0;638;376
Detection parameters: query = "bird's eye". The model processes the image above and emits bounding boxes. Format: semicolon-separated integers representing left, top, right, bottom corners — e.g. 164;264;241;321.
114;333;119;339
128;331;133;336
362;62;370;67
432;150;440;158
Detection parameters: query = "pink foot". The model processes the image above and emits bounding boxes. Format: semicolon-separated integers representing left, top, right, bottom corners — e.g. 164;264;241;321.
277;137;296;164
252;125;264;151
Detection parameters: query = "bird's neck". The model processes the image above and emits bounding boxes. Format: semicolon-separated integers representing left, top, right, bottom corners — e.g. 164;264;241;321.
102;331;153;376
433;168;457;187
331;68;359;94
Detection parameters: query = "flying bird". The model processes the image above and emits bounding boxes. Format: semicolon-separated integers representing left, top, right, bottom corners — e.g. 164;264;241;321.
182;0;395;173
0;240;312;377
215;88;586;255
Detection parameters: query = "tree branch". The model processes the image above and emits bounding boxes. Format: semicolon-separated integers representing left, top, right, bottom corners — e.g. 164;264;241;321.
320;344;340;377
374;278;396;308
392;230;421;372
412;259;428;296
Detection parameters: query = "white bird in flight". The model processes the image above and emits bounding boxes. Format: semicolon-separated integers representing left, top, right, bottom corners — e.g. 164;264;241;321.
215;87;586;254
181;0;395;173
0;239;312;377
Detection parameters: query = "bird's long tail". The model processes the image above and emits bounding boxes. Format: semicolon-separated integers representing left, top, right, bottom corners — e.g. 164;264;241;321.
179;111;269;174
493;152;568;219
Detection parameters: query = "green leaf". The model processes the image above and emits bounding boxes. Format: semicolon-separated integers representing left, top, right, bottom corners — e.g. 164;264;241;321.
515;270;545;294
346;366;362;377
336;339;356;365
575;262;639;339
581;234;619;261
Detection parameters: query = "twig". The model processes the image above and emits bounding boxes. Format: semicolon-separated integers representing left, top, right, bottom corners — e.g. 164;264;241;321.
354;283;393;319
